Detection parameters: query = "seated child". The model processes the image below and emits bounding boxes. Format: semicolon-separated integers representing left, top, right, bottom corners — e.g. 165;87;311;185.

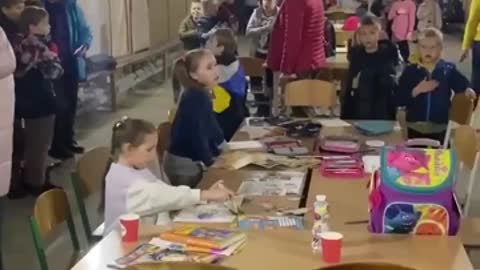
341;16;400;120
396;28;476;142
178;0;206;50
246;0;278;116
14;6;63;194
164;49;226;188
206;28;248;141
102;117;234;236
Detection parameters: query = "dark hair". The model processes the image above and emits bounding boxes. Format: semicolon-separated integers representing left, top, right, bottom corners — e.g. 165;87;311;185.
24;0;42;7
213;27;237;56
18;6;47;34
360;15;381;28
172;48;212;90
0;0;24;8
98;117;156;212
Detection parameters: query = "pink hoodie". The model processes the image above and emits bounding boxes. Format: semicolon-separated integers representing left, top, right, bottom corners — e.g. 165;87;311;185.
388;0;417;41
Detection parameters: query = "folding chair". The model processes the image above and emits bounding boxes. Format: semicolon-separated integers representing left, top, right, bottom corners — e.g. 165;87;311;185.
70;147;110;244
30;189;80;270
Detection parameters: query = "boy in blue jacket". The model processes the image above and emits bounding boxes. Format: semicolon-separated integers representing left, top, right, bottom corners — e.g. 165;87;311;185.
44;0;91;160
396;28;476;142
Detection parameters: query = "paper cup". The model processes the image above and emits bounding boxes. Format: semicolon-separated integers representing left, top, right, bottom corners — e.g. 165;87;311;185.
119;214;140;242
320;232;343;264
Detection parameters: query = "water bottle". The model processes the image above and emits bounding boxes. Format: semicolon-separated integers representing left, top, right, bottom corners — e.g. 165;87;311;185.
312;195;330;254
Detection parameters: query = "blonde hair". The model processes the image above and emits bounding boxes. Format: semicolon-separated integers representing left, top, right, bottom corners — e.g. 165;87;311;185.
417;27;444;47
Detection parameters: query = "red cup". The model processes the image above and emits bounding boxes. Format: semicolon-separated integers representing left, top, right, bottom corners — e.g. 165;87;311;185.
320;232;343;264
119;214;140;242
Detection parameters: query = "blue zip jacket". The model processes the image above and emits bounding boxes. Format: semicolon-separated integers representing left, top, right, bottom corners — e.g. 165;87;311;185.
44;0;92;81
396;60;470;124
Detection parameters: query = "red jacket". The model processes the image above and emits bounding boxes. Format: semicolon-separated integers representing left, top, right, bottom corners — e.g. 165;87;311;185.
267;0;326;75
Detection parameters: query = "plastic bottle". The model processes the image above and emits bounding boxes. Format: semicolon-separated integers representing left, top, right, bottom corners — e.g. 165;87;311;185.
312;195;330;254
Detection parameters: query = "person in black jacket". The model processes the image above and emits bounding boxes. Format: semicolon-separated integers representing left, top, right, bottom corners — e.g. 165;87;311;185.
341;16;401;120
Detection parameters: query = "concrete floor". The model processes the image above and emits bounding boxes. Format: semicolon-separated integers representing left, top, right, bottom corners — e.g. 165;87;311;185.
2;34;480;270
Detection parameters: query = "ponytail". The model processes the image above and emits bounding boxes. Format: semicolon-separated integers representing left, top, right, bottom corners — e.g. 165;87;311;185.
171;49;211;90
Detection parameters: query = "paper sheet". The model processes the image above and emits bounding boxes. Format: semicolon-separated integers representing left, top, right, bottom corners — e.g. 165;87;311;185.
362;155;381;174
318;118;351;127
173;203;236;223
227;141;264;151
237;171;306;196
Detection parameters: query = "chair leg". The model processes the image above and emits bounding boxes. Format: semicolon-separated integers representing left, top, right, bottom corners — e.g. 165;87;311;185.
29;217;49;270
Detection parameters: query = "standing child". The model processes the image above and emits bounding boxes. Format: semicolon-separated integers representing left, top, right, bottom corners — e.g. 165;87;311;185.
0;0;25;42
416;0;442;31
388;0;416;61
206;28;248;141
217;0;239;32
164;49;225;188
179;0;206;50
14;6;63;195
246;0;278;116
102;117;234;236
396;28;476;142
341;16;400;120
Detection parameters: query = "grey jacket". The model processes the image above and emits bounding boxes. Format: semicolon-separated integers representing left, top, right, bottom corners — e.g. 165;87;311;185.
246;7;278;55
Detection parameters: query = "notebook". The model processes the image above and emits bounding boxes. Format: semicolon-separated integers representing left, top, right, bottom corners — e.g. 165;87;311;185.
353;120;395;136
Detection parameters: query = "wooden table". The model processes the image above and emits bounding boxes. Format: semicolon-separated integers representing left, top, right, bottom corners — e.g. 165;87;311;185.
70;124;474;270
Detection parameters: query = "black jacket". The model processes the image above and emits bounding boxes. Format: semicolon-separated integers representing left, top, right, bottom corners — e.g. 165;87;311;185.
341;40;400;120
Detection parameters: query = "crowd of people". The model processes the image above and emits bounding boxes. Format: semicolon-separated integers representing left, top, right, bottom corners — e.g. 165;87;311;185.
0;0;479;268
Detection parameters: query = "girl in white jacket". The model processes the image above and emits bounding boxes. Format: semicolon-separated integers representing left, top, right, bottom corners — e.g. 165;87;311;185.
102;117;234;236
0;26;15;270
416;0;442;31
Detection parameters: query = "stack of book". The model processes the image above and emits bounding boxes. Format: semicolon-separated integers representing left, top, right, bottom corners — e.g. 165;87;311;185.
109;226;246;269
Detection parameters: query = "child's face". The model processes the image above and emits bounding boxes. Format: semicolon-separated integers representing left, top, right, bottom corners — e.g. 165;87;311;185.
262;0;276;11
190;2;204;21
358;24;380;51
122;132;158;169
206;35;224;56
30;17;51;36
1;2;25;21
190;52;219;88
418;37;442;64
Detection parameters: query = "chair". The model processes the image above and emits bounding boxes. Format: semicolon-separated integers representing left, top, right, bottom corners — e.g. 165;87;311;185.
239;57;270;108
284;79;337;109
70;146;110;244
326;11;351;22
30;189;80;270
318;263;417;270
453;125;479;216
157;122;172;163
440;93;474;148
335;30;353;48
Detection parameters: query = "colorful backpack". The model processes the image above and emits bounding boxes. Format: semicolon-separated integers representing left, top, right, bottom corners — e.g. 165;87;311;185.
368;147;461;235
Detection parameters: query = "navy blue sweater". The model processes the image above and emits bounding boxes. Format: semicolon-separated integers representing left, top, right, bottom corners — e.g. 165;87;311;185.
168;89;224;167
396;60;470;124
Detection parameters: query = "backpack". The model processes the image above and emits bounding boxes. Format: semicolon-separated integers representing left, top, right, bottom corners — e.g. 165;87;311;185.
368;147;461;235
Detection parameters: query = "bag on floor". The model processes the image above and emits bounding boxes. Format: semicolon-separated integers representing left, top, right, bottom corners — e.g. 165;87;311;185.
368;147;461;235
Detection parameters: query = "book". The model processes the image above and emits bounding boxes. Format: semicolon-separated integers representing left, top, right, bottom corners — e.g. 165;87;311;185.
238;216;305;230
237;171;306;196
149;237;246;256
108;243;221;269
159;225;247;250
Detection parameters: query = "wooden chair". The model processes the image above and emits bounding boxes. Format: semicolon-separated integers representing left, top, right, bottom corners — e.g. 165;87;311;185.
239;57;269;108
318;263;417;270
70;146;110;244
157;122;172;163
335;30;353;47
284;79;337;109
442;93;474;148
30;189;80;270
326;11;351;22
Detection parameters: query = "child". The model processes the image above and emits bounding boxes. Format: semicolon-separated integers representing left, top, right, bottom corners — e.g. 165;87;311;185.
341;16;400;120
396;28;476;142
206;28;248;141
0;0;24;42
14;6;63;195
416;0;442;32
217;0;239;32
388;0;416;61
178;0;206;50
102;117;234;236
164;49;226;188
246;0;278;116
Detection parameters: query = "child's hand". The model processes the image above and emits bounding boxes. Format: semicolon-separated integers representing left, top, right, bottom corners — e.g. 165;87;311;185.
460;49;469;63
201;180;235;202
466;88;477;100
413;79;439;97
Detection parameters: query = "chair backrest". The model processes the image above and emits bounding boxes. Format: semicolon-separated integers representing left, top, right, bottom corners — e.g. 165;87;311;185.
75;146;111;198
453;125;480;216
335;30;353;47
30;189;79;270
284;79;337;108
157;122;172;163
450;93;474;125
318;263;417;270
326;11;351;21
239;57;265;78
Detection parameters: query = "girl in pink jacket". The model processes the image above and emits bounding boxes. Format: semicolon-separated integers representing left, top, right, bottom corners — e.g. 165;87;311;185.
388;0;416;61
0;26;15;270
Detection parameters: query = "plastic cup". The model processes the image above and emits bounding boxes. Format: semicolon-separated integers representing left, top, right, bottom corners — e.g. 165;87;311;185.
119;214;140;242
320;232;343;264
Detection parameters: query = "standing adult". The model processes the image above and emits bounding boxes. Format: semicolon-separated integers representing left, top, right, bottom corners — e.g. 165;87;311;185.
44;0;92;159
267;0;326;115
0;26;15;270
461;0;480;99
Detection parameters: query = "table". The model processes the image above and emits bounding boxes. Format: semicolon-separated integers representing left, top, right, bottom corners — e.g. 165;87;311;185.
70;123;474;270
